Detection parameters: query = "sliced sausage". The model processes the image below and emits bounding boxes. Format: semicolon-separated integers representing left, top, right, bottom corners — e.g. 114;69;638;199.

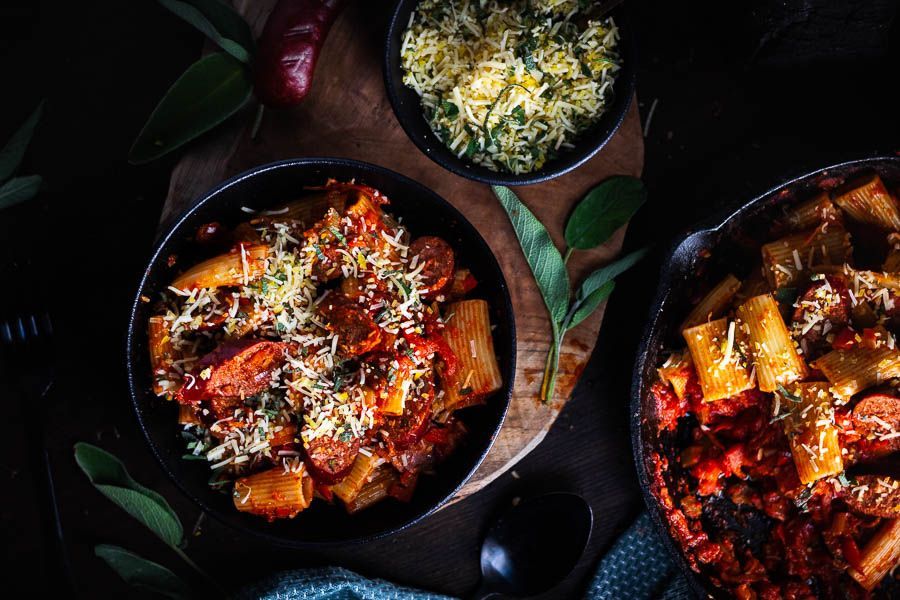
408;236;455;297
318;295;381;357
303;434;360;484
840;474;900;518
852;393;900;456
381;378;434;450
176;339;288;404
791;275;850;354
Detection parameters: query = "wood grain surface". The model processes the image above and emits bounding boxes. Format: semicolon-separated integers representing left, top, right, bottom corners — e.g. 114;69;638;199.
160;0;644;501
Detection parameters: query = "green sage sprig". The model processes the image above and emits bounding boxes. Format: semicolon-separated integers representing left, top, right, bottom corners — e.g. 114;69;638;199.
493;176;648;403
74;442;213;597
0;101;43;210
129;0;255;164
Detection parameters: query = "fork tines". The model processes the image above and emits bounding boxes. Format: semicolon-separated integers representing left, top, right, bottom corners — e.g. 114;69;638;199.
0;312;53;344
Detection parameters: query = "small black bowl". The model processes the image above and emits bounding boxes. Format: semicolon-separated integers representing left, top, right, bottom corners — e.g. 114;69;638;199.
384;0;637;187
630;155;900;597
126;158;516;546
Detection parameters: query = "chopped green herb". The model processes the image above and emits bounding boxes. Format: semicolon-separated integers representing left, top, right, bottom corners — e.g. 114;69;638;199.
441;100;459;120
459;386;473;395
328;226;346;244
181;454;206;461
777;384;803;403
511;106;526;125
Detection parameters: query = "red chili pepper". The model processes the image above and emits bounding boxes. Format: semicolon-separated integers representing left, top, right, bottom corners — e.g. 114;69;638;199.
254;0;347;108
831;326;857;350
841;536;863;572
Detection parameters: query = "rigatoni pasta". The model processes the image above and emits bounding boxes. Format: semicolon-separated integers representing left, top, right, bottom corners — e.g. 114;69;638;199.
848;518;900;591
648;168;900;597
170;243;268;291
148;180;504;521
441;299;503;410
735;293;807;392
682;318;753;401
761;225;851;288
778;382;843;484
812;347;900;400
680;274;741;331
232;467;314;520
833;174;900;231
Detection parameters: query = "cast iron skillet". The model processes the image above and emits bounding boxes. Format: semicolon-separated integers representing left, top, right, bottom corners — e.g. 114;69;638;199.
383;0;637;186
126;158;516;546
631;155;900;597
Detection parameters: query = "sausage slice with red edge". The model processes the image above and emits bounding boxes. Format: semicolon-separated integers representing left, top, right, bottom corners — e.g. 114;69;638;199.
852;393;900;455
176;339;289;404
408;236;454;297
318;295;381;357
303;434;360;484
839;474;900;518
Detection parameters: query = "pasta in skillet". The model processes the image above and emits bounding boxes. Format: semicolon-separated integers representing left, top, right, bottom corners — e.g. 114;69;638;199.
650;173;900;598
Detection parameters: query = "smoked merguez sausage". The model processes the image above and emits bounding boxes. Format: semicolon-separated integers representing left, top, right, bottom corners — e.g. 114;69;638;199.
408;236;455;297
176;339;289;404
303;435;360;484
254;0;347;109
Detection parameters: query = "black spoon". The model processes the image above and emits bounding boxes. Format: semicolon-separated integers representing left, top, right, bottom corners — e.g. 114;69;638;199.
472;492;593;599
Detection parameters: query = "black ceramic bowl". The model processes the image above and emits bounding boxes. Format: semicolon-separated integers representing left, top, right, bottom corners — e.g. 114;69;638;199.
126;158;516;546
630;155;900;597
384;0;637;186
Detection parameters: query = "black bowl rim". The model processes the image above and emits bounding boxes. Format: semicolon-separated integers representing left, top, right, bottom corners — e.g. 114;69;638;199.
629;154;900;597
126;157;517;547
383;1;638;187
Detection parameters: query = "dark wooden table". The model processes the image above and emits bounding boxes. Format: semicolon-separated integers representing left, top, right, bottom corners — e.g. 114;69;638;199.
1;1;897;598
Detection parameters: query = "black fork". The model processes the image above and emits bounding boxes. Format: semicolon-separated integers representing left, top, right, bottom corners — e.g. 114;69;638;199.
1;312;73;591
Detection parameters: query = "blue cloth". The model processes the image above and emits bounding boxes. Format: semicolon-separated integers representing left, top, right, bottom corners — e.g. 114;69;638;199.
586;513;690;600
238;513;691;600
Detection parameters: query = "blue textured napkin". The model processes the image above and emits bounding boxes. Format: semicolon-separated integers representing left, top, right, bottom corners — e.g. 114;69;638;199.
237;512;691;600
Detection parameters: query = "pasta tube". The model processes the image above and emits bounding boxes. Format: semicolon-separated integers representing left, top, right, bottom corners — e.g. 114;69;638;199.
441;299;503;410
682;318;753;402
736;294;807;392
848;518;900;591
812;347;900;400
680;274;741;331
781;192;838;231
833;174;900;231
148;316;181;396
778;382;843;484
232;466;314;520
344;466;399;514
171;243;268;291
331;452;381;504
761;225;851;288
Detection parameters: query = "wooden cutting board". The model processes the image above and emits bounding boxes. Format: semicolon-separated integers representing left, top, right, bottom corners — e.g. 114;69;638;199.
160;0;644;502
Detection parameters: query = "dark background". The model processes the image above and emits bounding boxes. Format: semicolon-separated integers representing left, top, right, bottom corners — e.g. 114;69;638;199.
1;1;898;598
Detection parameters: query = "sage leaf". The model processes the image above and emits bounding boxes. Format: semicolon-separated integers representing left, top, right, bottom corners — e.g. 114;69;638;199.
567;280;614;330
564;176;647;250
95;545;191;600
575;247;648;302
0;175;42;210
75;442;184;547
0;100;43;182
493;185;569;324
129;52;253;165
157;0;255;64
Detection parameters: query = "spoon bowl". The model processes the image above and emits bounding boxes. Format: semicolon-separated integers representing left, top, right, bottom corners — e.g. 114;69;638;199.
476;492;593;598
